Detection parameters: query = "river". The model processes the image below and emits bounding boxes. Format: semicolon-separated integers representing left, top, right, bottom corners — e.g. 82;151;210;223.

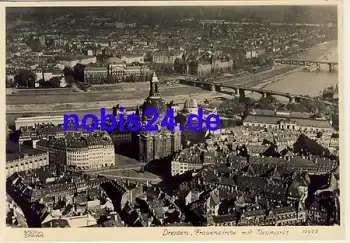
6;41;338;125
260;43;338;99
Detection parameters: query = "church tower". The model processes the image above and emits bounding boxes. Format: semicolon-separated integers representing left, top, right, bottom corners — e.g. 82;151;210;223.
141;72;167;120
149;71;160;97
138;72;182;163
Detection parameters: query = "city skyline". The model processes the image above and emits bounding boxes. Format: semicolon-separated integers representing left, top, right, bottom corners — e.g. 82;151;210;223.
7;6;337;24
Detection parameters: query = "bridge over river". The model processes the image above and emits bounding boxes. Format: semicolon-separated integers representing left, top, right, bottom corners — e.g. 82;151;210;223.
274;59;338;72
179;79;337;107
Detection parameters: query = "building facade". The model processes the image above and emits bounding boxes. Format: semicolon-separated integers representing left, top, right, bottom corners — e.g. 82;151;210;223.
84;66;109;84
58;56;97;68
36;132;115;170
15;116;64;130
171;148;204;176
243;115;334;134
6;150;49;176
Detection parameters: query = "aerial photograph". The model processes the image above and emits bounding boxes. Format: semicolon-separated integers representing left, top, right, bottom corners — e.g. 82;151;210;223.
5;5;340;229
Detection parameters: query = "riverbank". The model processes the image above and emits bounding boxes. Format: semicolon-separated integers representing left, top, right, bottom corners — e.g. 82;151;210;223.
6;40;337;121
6;92;233;125
252;40;338;93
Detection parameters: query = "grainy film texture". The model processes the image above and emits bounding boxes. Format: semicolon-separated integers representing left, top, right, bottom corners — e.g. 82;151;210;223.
5;6;340;228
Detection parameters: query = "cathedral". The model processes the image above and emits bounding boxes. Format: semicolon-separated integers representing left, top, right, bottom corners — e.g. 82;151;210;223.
137;72;182;163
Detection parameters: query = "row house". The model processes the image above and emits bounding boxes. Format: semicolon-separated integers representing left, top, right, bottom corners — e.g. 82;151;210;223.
152;51;183;73
265;206;306;226
31;182;77;203
187;59;233;77
121;54;145;64
171;149;204;176
19;125;66;146
238;208;267;226
6;150;49;177
58;56;97;68
84;66;109;84
243;115;334;134
15;116;64;130
153;51;182;64
207;214;238;226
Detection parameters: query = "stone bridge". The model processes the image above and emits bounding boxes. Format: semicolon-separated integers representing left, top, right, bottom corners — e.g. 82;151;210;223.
274;59;338;72
179;79;337;107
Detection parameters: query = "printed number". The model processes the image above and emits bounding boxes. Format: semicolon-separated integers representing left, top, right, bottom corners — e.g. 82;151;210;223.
144;108;159;131
302;229;318;235
161;108;176;131
24;230;44;238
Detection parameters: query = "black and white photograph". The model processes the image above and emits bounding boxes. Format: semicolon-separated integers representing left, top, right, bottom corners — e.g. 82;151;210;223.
3;1;344;240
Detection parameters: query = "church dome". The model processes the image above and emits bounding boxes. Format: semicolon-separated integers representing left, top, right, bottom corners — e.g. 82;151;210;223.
183;97;198;112
142;96;167;118
105;56;123;64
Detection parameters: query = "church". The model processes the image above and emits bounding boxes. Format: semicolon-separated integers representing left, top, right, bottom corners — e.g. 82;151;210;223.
137;72;182;163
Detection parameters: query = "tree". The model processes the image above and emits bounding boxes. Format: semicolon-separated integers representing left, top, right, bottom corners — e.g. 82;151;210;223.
6;78;15;88
63;67;74;77
236;102;246;114
243;97;255;108
300;100;320;113
286;103;306;112
256;97;276;110
73;63;85;82
14;70;37;88
48;77;61;88
258;57;267;66
144;52;153;63
65;75;75;86
266;57;275;66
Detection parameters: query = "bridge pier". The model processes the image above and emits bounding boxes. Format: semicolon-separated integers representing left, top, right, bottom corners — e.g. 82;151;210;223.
316;62;321;71
238;88;246;102
209;84;215;91
289;96;296;103
328;63;335;72
18;140;23;152
215;85;222;92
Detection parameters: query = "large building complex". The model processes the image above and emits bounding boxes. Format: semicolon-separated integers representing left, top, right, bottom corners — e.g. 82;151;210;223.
243;110;334;134
36;132;115;170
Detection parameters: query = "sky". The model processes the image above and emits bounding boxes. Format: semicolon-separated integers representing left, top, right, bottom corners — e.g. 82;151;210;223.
6;6;337;24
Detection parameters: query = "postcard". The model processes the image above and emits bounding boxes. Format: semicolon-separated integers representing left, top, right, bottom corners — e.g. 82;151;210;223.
1;0;345;241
